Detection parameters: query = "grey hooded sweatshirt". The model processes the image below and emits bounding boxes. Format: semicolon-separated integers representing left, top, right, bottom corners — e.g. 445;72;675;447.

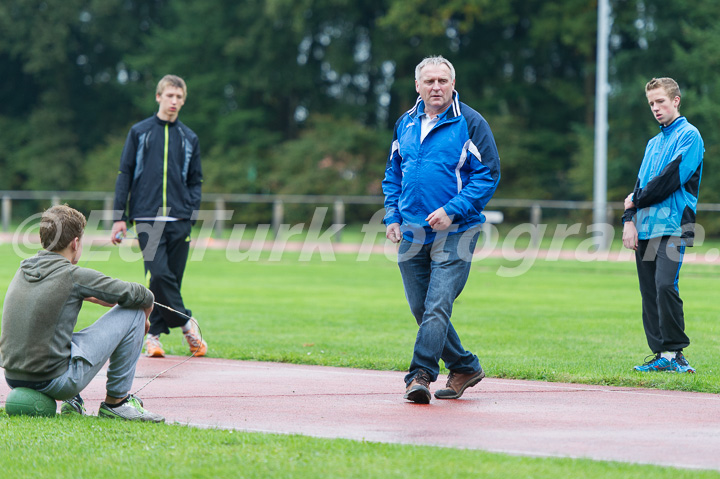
0;250;153;382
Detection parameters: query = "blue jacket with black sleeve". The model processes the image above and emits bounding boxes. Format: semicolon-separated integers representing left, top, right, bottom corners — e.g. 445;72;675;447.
382;91;501;244
622;116;704;244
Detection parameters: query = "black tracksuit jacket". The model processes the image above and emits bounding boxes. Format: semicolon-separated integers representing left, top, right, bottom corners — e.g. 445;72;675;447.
113;115;203;222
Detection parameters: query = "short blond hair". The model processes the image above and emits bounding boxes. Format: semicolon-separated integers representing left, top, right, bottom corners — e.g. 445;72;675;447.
156;74;187;99
646;77;681;104
40;205;86;252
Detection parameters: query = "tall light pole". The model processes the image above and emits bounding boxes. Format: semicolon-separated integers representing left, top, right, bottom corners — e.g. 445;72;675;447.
593;0;611;249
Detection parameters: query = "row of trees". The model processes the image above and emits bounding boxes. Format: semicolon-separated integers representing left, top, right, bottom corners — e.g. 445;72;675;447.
1;1;719;226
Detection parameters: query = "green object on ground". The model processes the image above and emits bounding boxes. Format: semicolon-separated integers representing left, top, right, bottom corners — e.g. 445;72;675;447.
4;387;56;417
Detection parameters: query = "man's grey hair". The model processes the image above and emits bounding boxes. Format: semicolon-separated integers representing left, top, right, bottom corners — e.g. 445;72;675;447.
415;56;456;82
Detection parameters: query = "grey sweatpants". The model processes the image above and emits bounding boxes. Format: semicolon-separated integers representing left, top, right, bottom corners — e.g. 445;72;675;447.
38;306;146;400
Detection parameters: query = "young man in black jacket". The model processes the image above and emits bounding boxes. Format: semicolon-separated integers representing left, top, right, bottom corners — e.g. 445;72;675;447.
111;75;206;358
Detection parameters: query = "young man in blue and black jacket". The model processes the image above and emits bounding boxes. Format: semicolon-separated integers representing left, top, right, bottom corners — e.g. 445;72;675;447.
622;77;704;373
111;75;206;359
382;56;501;403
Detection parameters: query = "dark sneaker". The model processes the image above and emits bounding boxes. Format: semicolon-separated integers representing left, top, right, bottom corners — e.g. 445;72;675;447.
98;394;165;423
434;369;485;399
60;394;87;415
634;353;673;372
404;370;432;404
671;351;696;373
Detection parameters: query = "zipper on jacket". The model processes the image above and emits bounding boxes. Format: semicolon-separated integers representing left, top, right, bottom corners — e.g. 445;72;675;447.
163;123;169;216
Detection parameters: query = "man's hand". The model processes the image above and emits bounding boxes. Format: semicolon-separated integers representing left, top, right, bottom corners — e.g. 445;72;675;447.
622;221;639;251
111;221;127;245
84;297;116;308
426;207;452;231
624;193;635;210
386;223;402;243
143;304;153;334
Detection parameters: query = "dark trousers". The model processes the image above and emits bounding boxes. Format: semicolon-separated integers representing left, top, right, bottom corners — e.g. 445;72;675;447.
136;220;192;336
635;236;689;353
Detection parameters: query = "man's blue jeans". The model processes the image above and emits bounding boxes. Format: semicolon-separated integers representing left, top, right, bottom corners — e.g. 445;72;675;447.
398;228;482;386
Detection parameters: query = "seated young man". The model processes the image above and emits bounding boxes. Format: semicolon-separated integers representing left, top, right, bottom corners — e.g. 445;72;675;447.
0;205;163;421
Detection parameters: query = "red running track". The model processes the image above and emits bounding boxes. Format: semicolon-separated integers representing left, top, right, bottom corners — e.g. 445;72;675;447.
3;356;720;471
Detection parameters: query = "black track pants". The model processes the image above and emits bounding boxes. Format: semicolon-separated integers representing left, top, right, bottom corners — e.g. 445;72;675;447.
136;220;192;336
635;236;689;353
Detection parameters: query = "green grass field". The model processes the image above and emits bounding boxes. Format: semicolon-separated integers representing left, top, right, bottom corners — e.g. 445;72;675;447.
2;241;720;478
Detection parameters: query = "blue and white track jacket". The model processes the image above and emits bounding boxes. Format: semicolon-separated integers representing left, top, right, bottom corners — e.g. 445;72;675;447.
622;116;704;244
382;91;501;244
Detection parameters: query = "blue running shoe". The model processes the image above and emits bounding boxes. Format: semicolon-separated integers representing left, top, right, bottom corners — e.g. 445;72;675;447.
671;351;696;373
634;353;673;372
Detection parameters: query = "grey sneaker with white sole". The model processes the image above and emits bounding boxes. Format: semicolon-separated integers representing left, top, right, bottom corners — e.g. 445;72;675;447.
98;394;164;423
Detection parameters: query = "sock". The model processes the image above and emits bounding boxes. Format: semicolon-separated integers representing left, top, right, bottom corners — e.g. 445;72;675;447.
104;396;129;408
181;320;192;333
661;351;674;361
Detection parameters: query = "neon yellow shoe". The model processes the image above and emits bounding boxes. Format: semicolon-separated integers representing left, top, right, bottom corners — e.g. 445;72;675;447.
98;395;164;422
60;394;86;415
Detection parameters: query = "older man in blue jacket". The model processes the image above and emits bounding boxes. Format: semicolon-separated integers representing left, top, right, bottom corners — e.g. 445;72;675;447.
382;56;501;404
622;77;704;373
